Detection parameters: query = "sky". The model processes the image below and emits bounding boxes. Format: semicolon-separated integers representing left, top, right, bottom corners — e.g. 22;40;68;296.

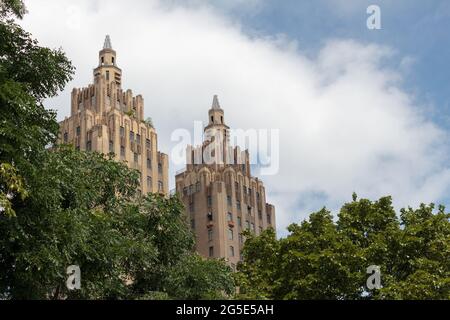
20;0;450;236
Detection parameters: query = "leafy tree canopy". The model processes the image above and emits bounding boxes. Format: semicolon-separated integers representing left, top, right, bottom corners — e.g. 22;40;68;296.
0;148;234;299
237;195;450;300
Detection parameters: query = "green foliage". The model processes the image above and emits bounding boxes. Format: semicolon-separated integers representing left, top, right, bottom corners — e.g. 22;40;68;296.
124;110;135;118
0;162;28;217
0;0;233;299
0;148;234;299
0;0;27;19
237;196;450;300
165;254;235;300
143;117;154;128
0;0;74;219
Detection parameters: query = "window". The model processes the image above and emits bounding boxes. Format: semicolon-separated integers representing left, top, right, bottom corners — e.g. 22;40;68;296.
158;163;162;174
237;217;242;227
237;200;241;210
120;146;125;157
228;228;233;241
158;181;163;192
243;186;247;195
227;196;232;206
106;71;109;80
235;182;239;191
258;210;262;220
247;206;252;216
229;246;235;257
221;116;223;123
86;141;92;151
227;212;233;222
109;141;114;153
147;176;152;188
257;192;260;200
211;116;214;123
112;57;115;64
136;134;141;144
76;126;81;136
120;126;125;137
209;246;214;257
129;131;134;142
239;234;243;245
207;196;212;207
134;153;138;163
146;138;151;149
101;56;104;64
267;213;272;224
207;212;213;221
147;158;151;169
190;219;195;229
208;229;213;241
63;132;68;143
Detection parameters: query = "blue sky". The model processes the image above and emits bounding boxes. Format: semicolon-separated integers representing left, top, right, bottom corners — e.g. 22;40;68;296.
220;0;450;206
22;0;450;234
223;0;450;127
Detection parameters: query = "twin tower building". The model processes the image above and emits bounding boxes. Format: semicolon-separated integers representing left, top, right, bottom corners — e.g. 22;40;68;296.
59;36;275;268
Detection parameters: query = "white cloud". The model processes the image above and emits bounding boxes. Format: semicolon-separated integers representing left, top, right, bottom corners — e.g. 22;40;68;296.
21;0;450;235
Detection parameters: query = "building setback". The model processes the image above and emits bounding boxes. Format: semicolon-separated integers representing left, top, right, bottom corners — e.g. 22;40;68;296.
175;95;276;269
58;36;169;195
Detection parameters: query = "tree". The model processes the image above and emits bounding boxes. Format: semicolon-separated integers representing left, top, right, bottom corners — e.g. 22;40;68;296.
237;195;450;300
0;147;234;299
0;0;233;299
165;254;234;300
0;0;74;218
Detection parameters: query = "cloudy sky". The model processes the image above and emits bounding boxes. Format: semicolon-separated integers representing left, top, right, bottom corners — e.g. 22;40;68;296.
20;0;450;235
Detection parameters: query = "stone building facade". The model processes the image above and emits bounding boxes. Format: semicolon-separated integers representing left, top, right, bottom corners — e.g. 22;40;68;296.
175;96;276;268
58;36;169;195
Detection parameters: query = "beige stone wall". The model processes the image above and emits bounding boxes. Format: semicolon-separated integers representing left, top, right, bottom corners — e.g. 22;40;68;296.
58;39;168;196
175;97;276;268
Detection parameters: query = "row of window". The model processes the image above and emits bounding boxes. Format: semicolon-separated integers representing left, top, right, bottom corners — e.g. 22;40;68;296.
234;182;261;199
183;182;200;196
208;246;235;258
136;173;164;192
100;56;115;65
119;127;152;149
193;207;271;227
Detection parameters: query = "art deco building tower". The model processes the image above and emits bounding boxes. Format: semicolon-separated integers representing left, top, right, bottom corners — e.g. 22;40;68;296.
175;96;276;269
58;36;169;195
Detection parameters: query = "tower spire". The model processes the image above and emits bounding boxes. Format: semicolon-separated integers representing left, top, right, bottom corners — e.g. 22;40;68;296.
211;94;222;110
103;35;112;49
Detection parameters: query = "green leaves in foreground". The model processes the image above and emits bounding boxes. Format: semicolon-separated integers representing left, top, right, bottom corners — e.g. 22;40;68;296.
0;148;234;299
237;196;450;300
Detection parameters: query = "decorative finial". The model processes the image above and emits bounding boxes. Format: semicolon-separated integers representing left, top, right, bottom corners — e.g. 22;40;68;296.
103;35;112;49
211;95;221;109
